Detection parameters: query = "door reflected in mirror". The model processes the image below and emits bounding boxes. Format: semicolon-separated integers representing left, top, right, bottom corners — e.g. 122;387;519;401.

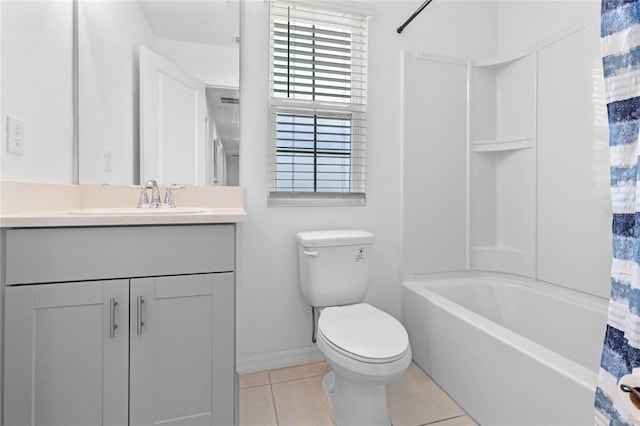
78;0;239;186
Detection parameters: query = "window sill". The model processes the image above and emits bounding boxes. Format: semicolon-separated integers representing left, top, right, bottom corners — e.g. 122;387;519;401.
268;193;366;207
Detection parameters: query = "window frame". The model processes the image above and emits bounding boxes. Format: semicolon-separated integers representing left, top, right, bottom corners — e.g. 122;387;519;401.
268;1;368;207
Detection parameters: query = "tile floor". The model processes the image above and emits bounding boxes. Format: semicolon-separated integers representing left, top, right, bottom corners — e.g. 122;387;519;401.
239;360;478;426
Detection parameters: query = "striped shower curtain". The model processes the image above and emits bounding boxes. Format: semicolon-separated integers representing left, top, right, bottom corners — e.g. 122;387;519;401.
596;0;640;424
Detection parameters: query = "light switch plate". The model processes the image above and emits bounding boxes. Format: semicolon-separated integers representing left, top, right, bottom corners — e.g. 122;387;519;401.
7;116;24;155
104;149;112;171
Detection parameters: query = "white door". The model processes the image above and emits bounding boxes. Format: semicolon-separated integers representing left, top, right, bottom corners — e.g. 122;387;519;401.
129;273;235;426
4;280;129;426
140;46;206;185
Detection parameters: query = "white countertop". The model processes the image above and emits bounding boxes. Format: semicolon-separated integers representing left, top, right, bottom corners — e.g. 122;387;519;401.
0;208;247;228
0;181;247;228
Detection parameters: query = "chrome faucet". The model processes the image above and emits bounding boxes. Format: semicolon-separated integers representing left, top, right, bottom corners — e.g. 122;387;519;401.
137;180;182;208
138;179;162;207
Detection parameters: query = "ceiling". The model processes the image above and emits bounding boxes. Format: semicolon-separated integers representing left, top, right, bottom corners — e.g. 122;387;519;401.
137;0;240;47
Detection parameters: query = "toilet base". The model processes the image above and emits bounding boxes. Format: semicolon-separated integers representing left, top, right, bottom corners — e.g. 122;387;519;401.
322;370;391;426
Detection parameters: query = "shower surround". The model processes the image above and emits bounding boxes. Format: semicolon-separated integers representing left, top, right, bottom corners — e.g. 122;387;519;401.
401;5;610;425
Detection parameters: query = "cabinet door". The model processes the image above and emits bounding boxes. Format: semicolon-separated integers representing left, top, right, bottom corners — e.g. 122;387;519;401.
4;280;129;426
130;273;235;426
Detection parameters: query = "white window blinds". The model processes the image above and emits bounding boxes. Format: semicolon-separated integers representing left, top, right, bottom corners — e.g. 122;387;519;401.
269;1;368;205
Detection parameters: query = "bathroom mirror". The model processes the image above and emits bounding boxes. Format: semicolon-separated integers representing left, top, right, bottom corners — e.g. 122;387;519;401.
78;0;240;186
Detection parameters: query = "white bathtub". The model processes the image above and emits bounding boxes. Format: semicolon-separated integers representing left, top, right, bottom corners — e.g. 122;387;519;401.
401;274;608;425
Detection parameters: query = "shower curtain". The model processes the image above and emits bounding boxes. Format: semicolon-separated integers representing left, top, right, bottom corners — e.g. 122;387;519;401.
596;0;640;424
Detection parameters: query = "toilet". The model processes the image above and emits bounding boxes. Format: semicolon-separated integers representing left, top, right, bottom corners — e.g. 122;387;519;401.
296;230;411;426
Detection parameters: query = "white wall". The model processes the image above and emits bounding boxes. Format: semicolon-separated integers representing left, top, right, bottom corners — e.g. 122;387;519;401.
498;1;600;55
1;1;74;184
237;0;498;371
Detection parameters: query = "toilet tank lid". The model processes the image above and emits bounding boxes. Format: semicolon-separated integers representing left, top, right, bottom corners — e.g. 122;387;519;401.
296;230;374;247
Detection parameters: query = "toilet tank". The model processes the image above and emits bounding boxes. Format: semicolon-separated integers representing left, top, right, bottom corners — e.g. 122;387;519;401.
296;230;374;307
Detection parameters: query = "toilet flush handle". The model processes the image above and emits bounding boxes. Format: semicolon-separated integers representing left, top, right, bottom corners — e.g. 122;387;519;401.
303;250;319;257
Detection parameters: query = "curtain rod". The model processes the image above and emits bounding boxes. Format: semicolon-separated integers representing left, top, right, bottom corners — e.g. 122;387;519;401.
397;0;435;34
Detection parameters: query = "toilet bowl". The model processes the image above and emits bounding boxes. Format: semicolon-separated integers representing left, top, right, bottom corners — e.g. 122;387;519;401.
316;303;412;425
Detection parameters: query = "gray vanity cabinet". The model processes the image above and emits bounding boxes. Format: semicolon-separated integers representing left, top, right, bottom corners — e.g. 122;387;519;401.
2;225;236;426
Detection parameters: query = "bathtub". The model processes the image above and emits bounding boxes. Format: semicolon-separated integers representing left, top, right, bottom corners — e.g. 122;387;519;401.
401;274;608;425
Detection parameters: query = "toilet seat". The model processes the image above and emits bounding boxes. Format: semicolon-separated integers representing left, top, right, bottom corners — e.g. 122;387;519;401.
318;303;409;363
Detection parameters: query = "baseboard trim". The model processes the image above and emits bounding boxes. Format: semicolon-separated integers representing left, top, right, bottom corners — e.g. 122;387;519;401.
237;346;325;375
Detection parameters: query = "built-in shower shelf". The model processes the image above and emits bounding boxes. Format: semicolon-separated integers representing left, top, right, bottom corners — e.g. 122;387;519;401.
471;137;533;153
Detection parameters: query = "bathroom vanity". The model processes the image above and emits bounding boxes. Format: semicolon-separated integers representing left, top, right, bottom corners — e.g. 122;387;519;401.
0;182;246;426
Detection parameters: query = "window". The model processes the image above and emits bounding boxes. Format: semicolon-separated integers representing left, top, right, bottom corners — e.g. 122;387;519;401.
269;1;368;205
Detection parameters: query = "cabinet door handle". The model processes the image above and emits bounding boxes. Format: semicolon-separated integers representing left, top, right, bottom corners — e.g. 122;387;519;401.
109;298;118;339
136;296;145;336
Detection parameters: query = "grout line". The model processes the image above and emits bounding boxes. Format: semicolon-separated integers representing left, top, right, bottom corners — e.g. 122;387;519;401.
269;383;281;426
421;413;475;426
240;362;329;388
267;362;330;385
239;382;271;390
270;374;326;387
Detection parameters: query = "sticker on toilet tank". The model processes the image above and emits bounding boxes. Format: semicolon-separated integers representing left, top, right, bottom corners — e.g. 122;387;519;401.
355;247;366;262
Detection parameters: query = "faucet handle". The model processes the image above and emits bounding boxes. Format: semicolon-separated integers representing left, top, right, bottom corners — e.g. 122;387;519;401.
137;189;150;207
163;185;184;208
163;187;175;208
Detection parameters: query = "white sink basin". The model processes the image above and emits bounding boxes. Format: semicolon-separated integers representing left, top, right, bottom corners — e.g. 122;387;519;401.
69;207;213;216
